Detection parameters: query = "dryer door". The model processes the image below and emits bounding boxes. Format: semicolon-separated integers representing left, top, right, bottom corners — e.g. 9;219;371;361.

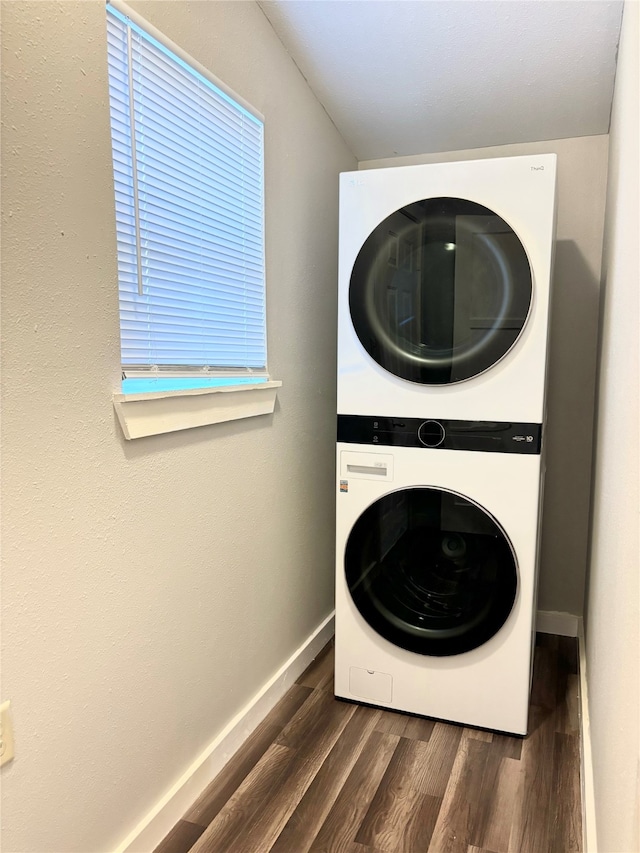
345;487;517;656
349;198;532;384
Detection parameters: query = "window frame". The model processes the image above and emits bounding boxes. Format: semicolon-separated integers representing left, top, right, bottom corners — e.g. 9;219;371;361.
105;0;280;438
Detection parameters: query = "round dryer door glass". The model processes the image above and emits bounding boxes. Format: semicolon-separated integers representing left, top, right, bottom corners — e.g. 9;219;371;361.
349;198;532;384
345;487;517;656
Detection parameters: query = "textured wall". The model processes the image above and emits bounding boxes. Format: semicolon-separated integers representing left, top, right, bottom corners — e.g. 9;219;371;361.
586;1;640;850
0;2;355;850
360;136;609;618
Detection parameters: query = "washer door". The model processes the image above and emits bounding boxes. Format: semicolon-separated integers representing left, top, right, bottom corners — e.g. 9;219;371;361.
345;487;517;656
349;198;532;384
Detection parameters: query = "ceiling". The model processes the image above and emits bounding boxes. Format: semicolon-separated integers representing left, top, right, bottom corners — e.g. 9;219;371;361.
258;0;624;161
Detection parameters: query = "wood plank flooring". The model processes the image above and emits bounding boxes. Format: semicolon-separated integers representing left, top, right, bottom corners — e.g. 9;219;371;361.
155;633;581;853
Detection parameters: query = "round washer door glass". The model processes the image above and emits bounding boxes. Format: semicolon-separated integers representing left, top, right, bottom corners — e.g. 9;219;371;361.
345;488;517;656
349;198;532;384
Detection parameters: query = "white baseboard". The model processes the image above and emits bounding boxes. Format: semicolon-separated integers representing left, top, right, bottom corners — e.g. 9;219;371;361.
113;612;335;853
577;618;598;853
113;609;583;852
538;612;596;849
536;609;579;636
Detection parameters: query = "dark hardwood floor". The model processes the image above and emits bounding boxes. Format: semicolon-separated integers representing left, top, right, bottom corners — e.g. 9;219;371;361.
155;633;581;853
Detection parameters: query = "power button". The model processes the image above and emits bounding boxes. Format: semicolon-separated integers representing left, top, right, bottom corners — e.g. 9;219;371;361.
418;420;446;447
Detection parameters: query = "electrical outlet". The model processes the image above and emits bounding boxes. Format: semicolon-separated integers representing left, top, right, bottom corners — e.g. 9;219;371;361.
0;700;15;767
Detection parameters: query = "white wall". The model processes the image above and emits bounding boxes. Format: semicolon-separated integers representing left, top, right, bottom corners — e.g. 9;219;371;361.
585;1;639;850
0;2;355;851
361;136;610;618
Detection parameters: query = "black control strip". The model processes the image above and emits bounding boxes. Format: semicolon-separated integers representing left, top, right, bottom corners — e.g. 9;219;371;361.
337;415;542;454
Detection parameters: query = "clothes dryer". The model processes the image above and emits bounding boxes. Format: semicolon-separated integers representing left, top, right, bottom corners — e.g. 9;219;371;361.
338;155;557;423
335;416;545;735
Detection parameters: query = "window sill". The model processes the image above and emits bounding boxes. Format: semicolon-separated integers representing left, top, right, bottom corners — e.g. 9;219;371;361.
113;380;282;440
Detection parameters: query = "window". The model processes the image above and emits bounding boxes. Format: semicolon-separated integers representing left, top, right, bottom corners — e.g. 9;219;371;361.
107;0;268;391
106;1;279;438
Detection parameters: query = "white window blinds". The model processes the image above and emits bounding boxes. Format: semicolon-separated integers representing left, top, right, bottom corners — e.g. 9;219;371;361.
106;3;266;376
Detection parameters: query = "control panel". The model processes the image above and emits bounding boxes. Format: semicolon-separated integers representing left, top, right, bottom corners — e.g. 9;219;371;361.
337;415;542;455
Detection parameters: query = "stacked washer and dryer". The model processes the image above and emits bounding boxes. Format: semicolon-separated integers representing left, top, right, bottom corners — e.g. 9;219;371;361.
335;155;557;735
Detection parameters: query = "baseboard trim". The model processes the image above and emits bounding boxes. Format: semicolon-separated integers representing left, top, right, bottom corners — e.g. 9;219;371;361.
577;617;598;853
538;611;596;849
113;609;583;851
536;609;579;637
113;612;335;853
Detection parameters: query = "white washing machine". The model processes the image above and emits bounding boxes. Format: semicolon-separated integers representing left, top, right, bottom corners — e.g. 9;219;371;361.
338;155;557;423
335;420;545;735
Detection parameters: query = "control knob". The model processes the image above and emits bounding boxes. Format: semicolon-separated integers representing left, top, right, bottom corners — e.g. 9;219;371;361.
418;420;445;448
